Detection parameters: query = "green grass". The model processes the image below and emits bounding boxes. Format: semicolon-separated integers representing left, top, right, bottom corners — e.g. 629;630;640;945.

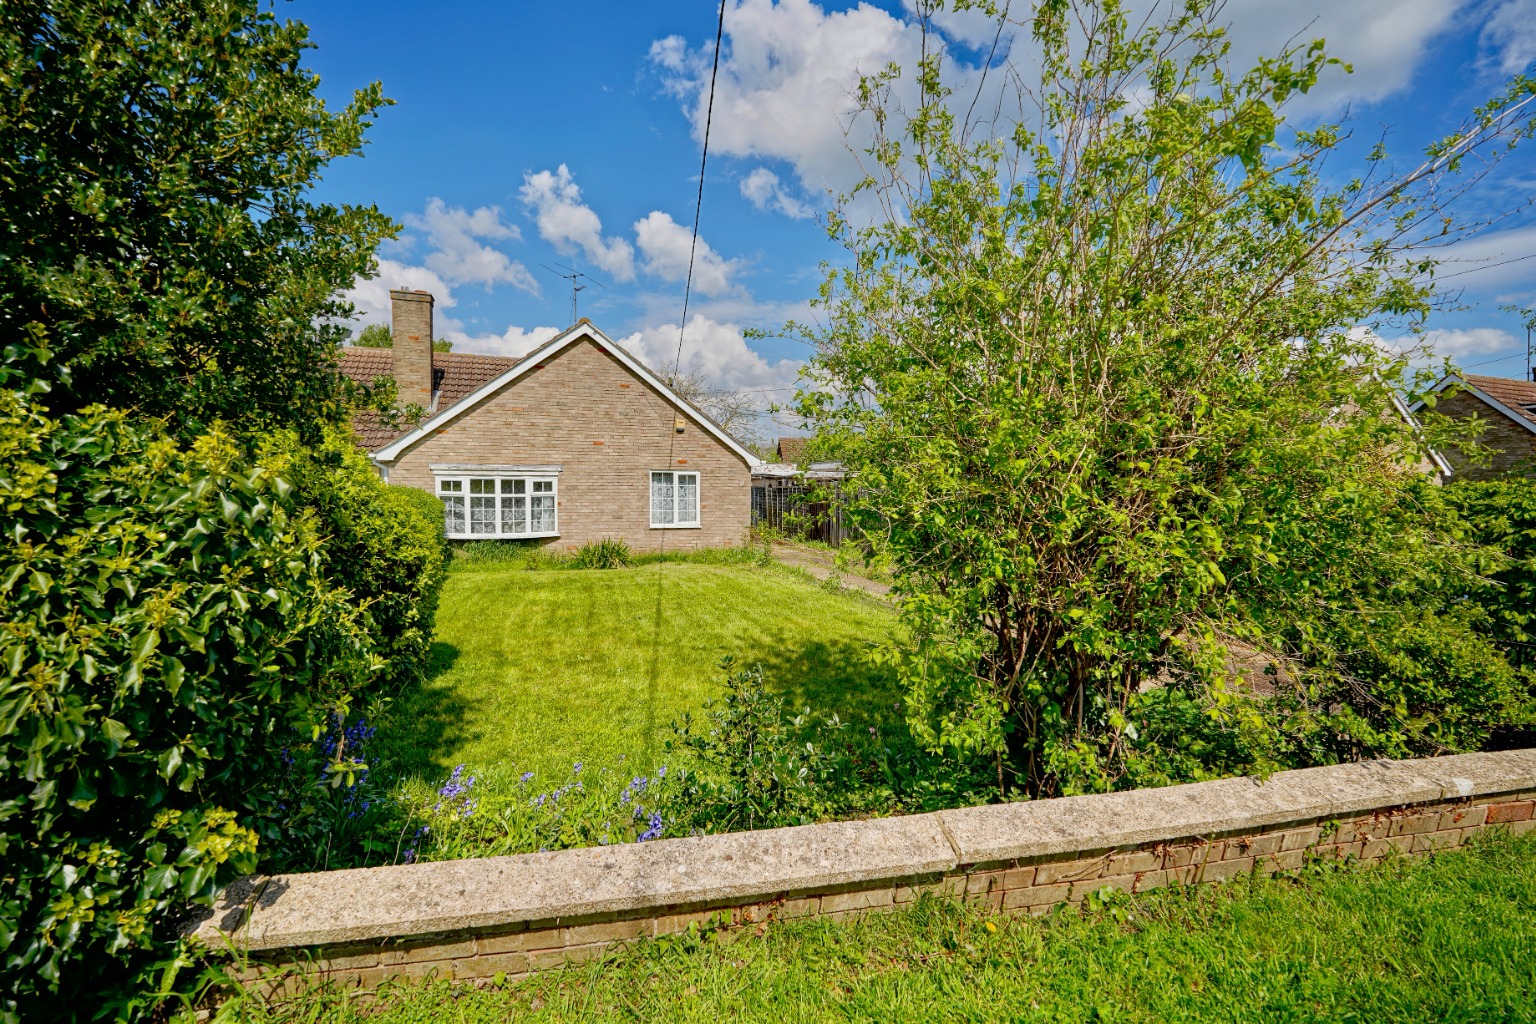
376;555;899;789
216;832;1536;1023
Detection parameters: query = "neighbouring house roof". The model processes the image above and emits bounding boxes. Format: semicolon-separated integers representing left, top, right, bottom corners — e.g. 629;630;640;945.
338;347;522;449
777;437;808;463
351;321;762;468
1412;373;1536;437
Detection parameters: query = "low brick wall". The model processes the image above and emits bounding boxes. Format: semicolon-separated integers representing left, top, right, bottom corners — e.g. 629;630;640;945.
190;750;1536;996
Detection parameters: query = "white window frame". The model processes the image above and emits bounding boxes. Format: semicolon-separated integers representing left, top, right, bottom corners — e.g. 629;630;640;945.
435;471;559;540
650;470;701;529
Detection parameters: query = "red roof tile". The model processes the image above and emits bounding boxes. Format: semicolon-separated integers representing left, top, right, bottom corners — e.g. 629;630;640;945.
777;437;808;463
336;347;521;451
1467;374;1536;429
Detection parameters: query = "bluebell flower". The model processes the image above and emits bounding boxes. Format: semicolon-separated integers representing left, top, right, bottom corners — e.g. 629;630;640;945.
657;765;667;779
521;771;534;783
573;762;583;774
638;811;664;842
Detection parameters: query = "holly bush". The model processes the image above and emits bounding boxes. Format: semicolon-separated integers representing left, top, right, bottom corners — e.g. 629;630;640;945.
0;352;379;1022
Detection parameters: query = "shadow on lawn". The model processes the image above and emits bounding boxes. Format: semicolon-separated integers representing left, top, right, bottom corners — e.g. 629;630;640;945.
739;635;903;726
375;641;476;778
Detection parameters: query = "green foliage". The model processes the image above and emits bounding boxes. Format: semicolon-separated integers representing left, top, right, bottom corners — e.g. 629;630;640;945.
351;324;452;352
797;0;1536;794
0;355;377;1022
569;538;633;570
665;659;995;833
1442;477;1536;668
393;759;681;864
1299;610;1532;758
354;324;393;348
257;428;449;688
0;0;396;437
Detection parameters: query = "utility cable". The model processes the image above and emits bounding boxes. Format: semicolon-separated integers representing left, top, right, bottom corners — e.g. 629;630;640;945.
644;0;729;768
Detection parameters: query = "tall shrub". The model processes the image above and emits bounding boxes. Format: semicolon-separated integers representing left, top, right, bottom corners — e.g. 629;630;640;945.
1443;478;1536;669
259;426;449;686
798;0;1536;794
0;356;378;1022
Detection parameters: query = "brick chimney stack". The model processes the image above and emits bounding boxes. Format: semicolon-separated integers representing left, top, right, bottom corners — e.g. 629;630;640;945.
390;289;435;410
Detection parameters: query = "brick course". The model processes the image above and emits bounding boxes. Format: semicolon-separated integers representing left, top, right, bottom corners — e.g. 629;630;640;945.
1432;387;1536;481
379;335;752;552
233;792;1532;996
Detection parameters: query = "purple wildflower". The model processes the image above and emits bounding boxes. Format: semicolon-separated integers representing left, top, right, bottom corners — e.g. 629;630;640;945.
637;811;664;842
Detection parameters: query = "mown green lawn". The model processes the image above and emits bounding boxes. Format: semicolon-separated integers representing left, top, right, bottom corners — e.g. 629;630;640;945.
375;557;900;789
219;832;1536;1023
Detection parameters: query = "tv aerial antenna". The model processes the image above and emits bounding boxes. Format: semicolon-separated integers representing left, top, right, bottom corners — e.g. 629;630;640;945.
541;263;604;325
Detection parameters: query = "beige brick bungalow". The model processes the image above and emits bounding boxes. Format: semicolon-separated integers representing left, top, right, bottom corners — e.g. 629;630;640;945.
339;289;760;551
1412;373;1536;481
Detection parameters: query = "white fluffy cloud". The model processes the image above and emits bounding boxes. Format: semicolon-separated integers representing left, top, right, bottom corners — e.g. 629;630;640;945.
1482;0;1536;74
633;211;739;296
1421;327;1523;359
342;258;457;328
740;167;814;218
341;259;560;357
653;0;1470;202
403;198;540;295
620;314;802;395
519;165;637;281
448;324;564;359
651;0;929;200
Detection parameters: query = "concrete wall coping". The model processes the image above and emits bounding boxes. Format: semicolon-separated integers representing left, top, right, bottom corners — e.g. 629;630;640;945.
191;749;1536;953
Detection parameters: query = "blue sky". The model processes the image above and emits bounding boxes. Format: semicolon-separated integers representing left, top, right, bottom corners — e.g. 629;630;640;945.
291;0;1536;435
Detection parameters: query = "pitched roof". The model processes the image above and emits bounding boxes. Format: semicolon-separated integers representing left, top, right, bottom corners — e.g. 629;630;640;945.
1414;373;1536;437
776;437;808;463
336;347;520;450
363;323;762;468
1465;374;1536;429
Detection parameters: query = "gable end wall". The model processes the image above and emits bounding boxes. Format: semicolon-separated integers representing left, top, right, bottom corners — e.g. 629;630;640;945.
380;338;751;551
1433;389;1536;481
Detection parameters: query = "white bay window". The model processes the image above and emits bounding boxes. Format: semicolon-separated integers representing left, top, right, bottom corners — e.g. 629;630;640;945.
650;470;700;528
435;468;559;539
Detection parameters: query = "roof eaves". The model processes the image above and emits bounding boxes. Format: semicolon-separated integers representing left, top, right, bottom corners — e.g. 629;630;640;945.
369;323;764;468
1410;375;1536;438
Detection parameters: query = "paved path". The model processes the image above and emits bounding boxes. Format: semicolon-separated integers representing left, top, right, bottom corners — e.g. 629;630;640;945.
771;543;893;599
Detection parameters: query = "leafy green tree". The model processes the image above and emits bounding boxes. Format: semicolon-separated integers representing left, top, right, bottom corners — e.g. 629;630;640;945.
799;0;1536;794
0;0;395;438
351;323;453;351
354;323;393;348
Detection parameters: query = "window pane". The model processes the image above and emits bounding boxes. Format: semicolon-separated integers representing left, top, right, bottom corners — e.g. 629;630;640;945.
470;478;495;495
502;495;526;534
504;478;525;495
531;495;556;533
650;472;674;526
470;495;496;534
440;479;462;493
443;495;465;535
533;480;553;493
678;473;699;524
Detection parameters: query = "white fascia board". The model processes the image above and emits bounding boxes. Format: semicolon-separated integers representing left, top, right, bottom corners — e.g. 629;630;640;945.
1389;391;1454;477
370;323;764;468
1409;375;1536;437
